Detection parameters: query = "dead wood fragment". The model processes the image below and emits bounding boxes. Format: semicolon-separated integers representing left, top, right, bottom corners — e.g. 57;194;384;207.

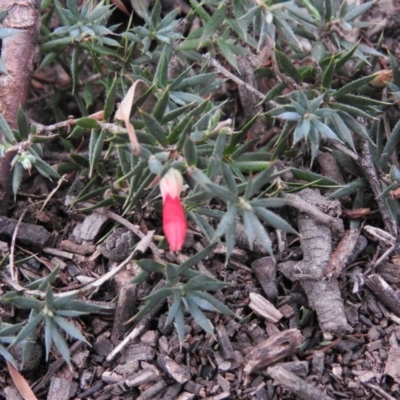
216;324;234;360
282;192;343;233
0;0;41;215
279;189;351;339
248;292;283;323
0;216;50;249
204;393;230;400
157;355;191;384
72;213;110;243
360;140;397;236
366;274;400;317
59;240;96;256
323;229;360;278
125;368;160;387
120;344;155;362
244;328;303;373
251;256;278;301
137;378;167;400
377;262;400;284
311;350;325;377
267;365;334;400
77;380;103;398
47;377;71;400
160;383;182;400
111;283;138;345
317;152;345;185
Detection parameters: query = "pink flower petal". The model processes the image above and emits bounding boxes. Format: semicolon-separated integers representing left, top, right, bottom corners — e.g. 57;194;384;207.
163;194;187;251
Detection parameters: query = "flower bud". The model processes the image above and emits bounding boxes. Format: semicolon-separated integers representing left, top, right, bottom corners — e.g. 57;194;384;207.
159;169;187;251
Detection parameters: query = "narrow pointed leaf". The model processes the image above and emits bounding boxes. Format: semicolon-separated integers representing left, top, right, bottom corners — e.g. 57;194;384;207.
53;315;88;344
184;296;214;334
177;243;216;275
51;321;72;367
141;110;168;147
12;312;43;346
0;113;16;144
165;295;182;326
192;290;235;316
254;207;298;234
334;74;377;98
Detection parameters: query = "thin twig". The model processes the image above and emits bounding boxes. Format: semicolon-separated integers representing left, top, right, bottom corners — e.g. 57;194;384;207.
9;209;28;282
360;140;397;236
365;383;397;400
39;174;67;212
282;192;343;232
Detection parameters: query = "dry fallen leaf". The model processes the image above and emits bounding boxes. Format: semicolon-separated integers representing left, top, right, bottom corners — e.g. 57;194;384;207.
7;361;38;400
115;79;157;155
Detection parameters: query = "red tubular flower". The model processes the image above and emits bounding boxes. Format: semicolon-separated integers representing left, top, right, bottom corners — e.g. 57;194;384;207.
160;169;187;251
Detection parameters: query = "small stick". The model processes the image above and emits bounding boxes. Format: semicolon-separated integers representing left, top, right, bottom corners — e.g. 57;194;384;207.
360;140;397;236
366;274;400;317
9;209;28;281
282;192;343;233
323;229;360;278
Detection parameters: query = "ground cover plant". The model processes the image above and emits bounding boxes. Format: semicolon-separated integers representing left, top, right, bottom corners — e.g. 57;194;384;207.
0;0;400;398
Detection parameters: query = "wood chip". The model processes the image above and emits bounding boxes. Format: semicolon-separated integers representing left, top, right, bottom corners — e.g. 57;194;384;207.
137;378;167;400
216;324;234;360
157;354;191;384
267;365;334;400
244;328;304;373
125;368;160;387
248;292;283;323
251;256;278;301
59;240;96;256
47;376;71;400
72;213;109;242
384;346;400;383
0;216;50;249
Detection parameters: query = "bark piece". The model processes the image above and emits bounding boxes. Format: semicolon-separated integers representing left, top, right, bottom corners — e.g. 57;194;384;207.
0;0;41;215
3;387;23;400
72;212;109;242
217;324;234;360
317;152;345;185
251;256;278;301
111;283;138;345
360;140;397;236
244;328;303;373
267;365;334;400
47;377;71;400
279;189;352;339
366;274;400;317
248;292;283;323
160;383;182;400
125;368;160;387
157;354;191;384
323;229;360;278
98;228;135;261
137;378;167;400
377;262;400;284
120;344;156;362
312;351;325;378
59;240;96;256
175;392;195;400
0;216;50;248
384;346;400;383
